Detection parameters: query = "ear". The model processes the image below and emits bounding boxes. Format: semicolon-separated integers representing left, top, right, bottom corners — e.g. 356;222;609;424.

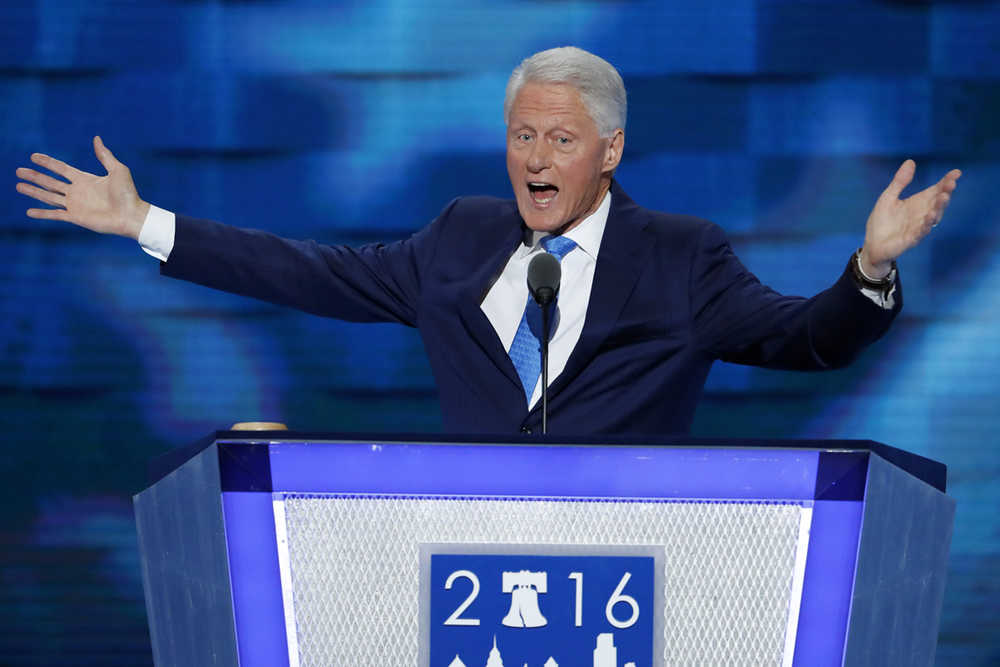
603;129;625;172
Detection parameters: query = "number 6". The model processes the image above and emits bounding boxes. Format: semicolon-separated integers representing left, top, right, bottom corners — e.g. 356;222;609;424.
605;572;639;629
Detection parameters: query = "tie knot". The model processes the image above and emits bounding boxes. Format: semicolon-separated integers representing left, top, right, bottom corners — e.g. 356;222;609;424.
540;235;577;261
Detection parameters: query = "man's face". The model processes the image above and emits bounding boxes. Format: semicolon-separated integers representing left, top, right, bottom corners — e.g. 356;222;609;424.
506;82;623;233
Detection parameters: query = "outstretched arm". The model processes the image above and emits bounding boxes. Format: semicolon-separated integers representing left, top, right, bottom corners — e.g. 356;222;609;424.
15;136;149;239
860;160;962;277
15;136;443;326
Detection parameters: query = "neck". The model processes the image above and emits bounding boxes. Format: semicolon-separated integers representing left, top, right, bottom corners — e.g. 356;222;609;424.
555;177;612;235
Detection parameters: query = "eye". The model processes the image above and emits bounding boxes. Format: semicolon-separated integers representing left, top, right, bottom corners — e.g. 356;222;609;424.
557;136;571;144
516;133;532;142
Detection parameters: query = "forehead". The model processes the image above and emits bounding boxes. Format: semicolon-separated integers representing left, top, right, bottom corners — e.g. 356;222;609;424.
508;82;596;132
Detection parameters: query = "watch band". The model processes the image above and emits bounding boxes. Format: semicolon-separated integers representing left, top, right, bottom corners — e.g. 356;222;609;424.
850;248;896;293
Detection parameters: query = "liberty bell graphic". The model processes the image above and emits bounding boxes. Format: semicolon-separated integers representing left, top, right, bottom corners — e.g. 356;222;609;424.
501;570;548;628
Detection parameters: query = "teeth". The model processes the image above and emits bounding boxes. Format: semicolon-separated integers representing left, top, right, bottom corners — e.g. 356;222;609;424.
527;182;556;205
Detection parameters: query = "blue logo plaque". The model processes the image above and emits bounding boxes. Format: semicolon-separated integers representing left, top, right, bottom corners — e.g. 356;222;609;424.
421;546;661;667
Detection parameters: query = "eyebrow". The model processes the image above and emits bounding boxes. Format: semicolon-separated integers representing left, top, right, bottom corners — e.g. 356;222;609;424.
509;123;578;136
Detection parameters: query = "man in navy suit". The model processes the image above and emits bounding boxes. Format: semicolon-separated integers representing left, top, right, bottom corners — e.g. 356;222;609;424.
15;47;961;435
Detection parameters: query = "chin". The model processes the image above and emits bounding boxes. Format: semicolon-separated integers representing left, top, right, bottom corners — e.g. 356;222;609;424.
517;205;567;233
523;218;558;232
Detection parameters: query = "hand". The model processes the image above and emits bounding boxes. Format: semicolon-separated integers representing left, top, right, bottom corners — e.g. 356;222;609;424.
861;159;961;278
15;136;149;240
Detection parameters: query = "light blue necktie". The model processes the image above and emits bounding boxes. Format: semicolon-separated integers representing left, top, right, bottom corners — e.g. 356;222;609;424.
508;235;578;403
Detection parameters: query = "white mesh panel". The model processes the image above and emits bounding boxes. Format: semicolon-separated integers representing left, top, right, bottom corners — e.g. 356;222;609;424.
278;494;805;666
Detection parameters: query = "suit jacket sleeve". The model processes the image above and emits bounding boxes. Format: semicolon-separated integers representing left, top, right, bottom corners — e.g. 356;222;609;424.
159;200;458;327
690;222;901;370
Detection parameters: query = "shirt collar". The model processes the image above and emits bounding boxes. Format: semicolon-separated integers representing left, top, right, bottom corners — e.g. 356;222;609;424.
525;190;610;261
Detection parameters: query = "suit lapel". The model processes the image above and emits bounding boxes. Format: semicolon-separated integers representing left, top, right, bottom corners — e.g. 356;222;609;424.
453;183;655;417
456;220;526;392
543;182;654;406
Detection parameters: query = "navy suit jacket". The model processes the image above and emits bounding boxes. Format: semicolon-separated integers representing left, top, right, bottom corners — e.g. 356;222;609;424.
162;181;899;435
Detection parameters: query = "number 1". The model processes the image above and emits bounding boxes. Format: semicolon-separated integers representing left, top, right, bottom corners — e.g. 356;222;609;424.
569;572;583;627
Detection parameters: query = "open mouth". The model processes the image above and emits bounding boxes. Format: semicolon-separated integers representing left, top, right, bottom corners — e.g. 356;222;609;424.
527;182;558;205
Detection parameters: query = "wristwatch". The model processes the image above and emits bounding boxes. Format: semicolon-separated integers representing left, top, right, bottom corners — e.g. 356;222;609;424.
850;248;896;295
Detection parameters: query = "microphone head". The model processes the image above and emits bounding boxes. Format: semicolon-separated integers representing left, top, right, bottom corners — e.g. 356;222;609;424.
527;252;561;306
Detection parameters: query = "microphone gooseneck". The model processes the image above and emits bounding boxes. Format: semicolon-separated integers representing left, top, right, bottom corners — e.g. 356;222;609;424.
527;252;562;434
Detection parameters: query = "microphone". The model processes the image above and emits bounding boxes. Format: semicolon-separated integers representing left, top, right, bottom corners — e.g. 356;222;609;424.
527;252;561;306
526;252;562;434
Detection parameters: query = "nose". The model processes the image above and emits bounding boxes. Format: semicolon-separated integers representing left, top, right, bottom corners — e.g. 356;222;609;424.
526;140;552;173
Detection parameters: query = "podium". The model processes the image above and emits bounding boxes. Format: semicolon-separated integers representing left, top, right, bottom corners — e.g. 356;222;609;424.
134;434;954;666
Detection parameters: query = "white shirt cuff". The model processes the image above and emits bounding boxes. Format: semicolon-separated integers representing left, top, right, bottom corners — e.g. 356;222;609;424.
137;204;176;262
859;283;896;310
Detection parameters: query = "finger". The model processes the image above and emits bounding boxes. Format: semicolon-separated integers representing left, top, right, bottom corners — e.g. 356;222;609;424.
29;152;82;181
15;167;69;194
932;192;951;223
937;168;962;194
26;207;71;221
93;135;120;173
16;182;67;208
919;192;951;231
884;159;916;200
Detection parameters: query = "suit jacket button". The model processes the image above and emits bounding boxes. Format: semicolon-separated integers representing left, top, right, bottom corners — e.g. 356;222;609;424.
520;426;532;434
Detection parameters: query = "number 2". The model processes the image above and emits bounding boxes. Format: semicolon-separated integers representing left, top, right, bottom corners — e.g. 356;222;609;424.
443;570;480;626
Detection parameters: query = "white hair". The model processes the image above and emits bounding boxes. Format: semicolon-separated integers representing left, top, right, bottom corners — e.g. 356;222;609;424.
504;46;627;138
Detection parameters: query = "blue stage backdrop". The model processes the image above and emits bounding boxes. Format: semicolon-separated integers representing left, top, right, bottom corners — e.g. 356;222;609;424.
2;1;999;664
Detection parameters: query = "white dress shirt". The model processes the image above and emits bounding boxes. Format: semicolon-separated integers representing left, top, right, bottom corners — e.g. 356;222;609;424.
481;191;610;408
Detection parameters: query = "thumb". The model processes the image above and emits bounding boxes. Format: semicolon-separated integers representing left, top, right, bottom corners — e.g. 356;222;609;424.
883;159;915;200
93;135;120;173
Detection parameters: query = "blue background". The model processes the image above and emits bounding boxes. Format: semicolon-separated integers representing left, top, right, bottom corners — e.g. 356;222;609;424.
2;1;998;664
430;554;653;667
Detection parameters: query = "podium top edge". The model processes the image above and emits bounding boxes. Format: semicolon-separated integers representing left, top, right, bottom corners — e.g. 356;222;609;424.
146;431;947;494
211;430;878;447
